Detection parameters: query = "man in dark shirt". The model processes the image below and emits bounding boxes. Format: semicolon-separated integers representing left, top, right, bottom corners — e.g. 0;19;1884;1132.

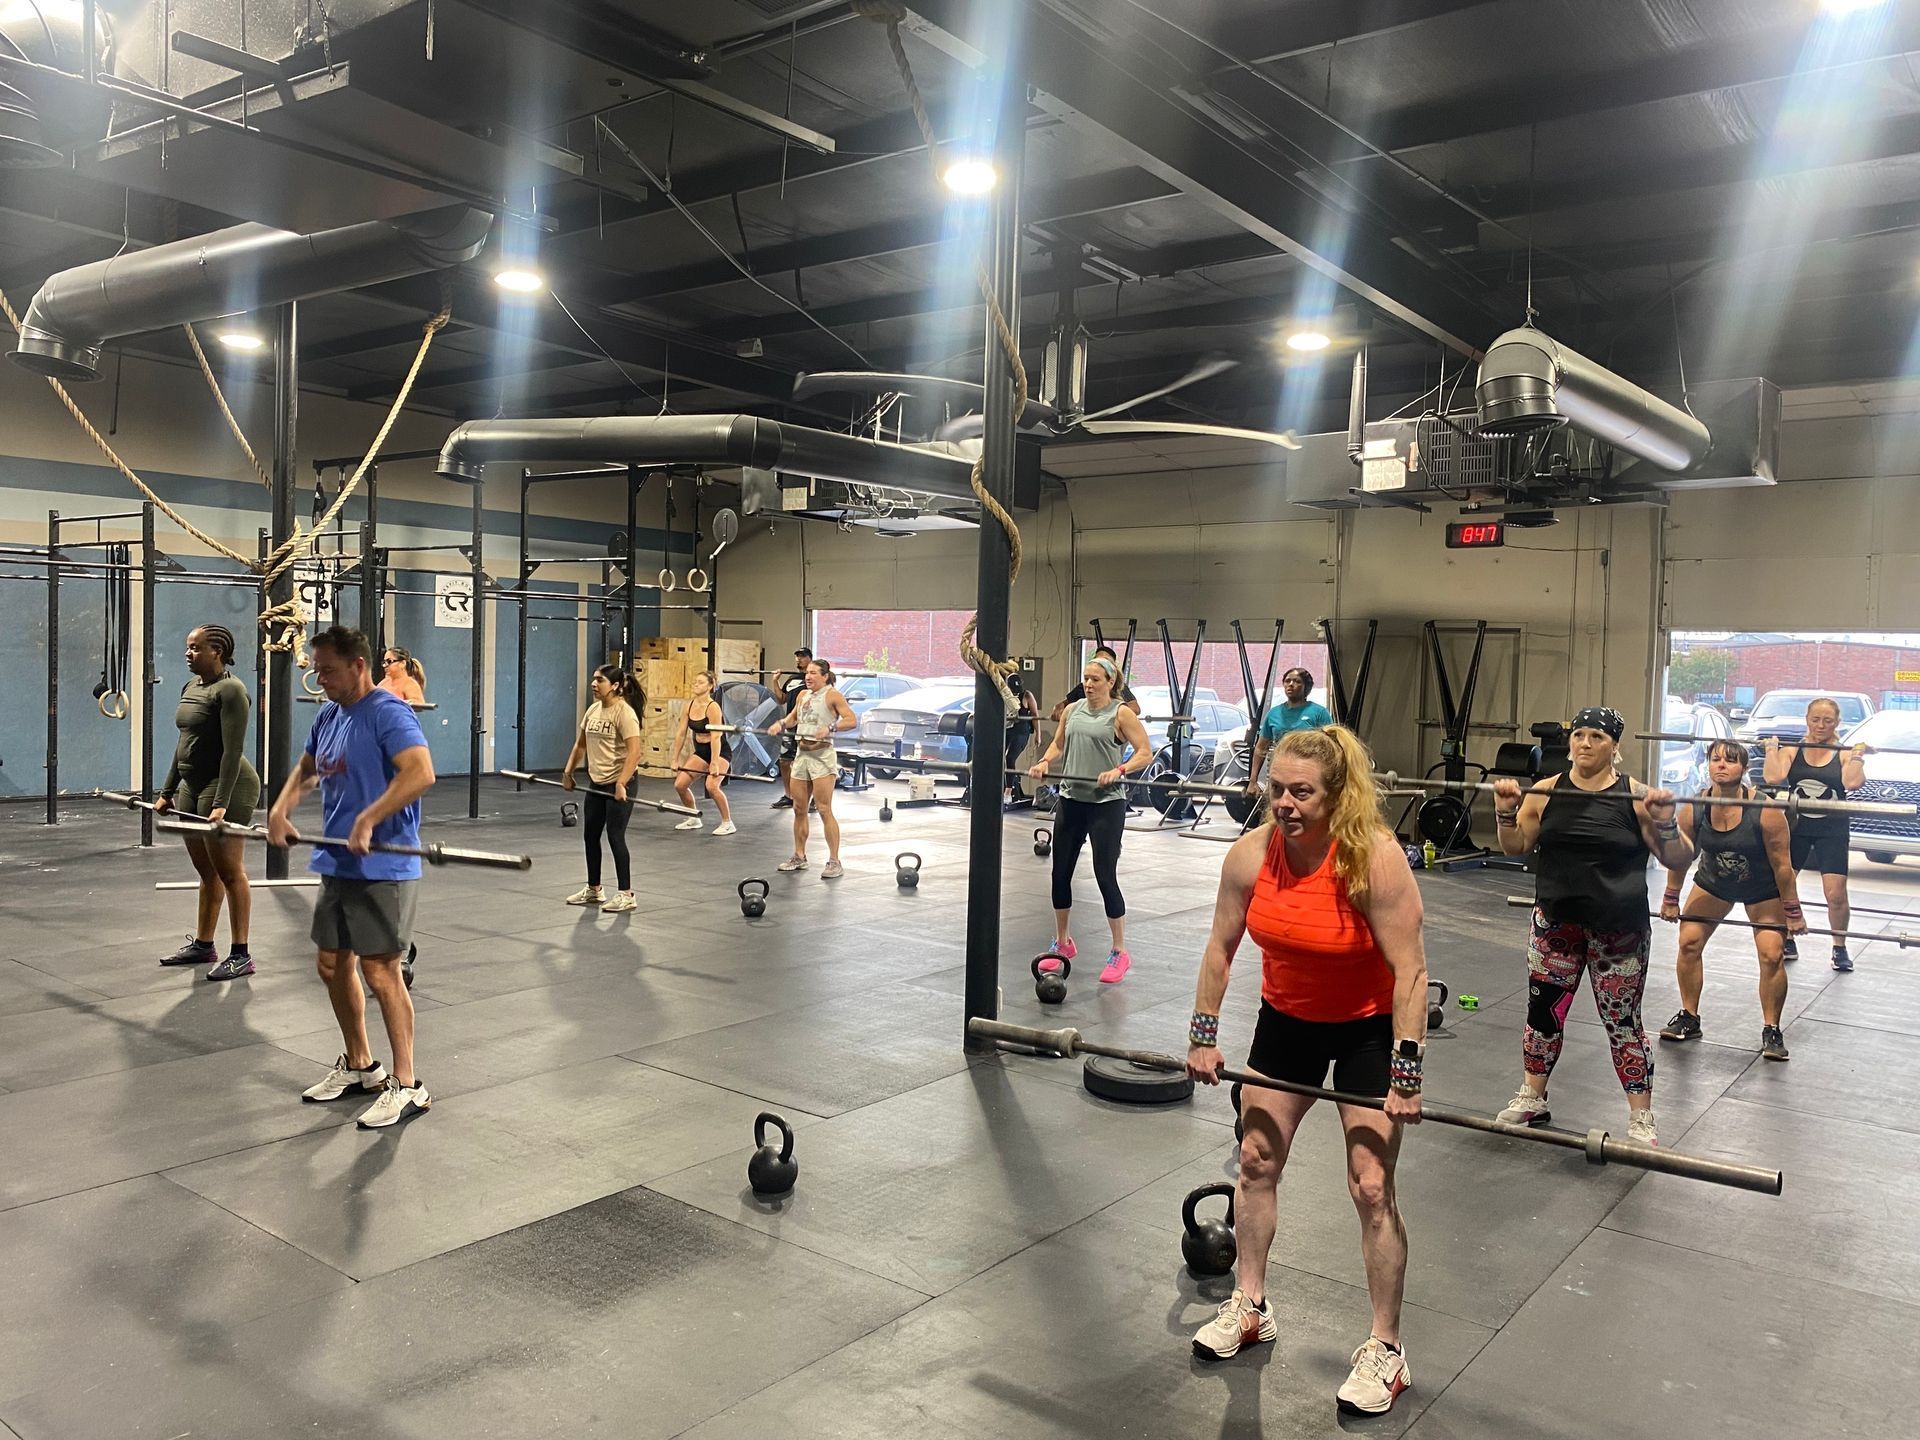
771;646;812;810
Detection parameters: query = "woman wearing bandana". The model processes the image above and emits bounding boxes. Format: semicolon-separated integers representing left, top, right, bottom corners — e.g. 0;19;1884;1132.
1489;706;1693;1146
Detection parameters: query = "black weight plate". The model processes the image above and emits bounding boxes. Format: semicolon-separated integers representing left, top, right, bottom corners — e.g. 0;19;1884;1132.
1416;793;1469;847
1082;1054;1194;1105
1225;788;1260;825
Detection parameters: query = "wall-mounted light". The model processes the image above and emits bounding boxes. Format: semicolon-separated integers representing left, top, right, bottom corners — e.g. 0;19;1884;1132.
1284;330;1331;352
493;268;546;294
940;156;997;196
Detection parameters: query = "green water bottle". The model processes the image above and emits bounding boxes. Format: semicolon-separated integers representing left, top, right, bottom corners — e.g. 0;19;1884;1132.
1422;840;1437;869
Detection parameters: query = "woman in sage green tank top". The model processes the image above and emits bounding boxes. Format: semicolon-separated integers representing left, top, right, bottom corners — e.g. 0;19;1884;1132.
1027;655;1153;984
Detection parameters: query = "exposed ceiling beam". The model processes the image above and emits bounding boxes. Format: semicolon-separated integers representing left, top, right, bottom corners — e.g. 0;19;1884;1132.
703;261;1104;342
305;318;477;364
1211;0;1503;65
909;0;1496;356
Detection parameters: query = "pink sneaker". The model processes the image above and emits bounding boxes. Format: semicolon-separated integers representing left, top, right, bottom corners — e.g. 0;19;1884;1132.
1099;949;1131;984
1038;937;1076;973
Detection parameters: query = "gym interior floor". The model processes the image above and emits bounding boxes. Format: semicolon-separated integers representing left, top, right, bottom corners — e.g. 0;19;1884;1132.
2;778;1916;1439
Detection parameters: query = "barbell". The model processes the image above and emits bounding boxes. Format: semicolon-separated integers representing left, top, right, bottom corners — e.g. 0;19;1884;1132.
1379;771;1915;820
1502;894;1920;947
501;769;700;817
967;1017;1783;1195
1636;730;1920;758
151;816;533;871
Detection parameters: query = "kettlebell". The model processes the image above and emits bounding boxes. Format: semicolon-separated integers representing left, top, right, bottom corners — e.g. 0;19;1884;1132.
895;852;922;889
560;801;580;829
1181;1182;1238;1277
738;878;770;918
879;797;894;823
1033;827;1052;858
1230;1081;1244;1143
1031;952;1070;1005
1427;978;1450;1030
747;1111;798;1196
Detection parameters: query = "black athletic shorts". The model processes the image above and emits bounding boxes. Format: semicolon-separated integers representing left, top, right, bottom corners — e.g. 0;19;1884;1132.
1245;1002;1393;1099
1790;829;1850;876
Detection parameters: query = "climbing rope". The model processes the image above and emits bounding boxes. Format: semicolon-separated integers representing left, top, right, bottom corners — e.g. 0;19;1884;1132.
855;0;1027;700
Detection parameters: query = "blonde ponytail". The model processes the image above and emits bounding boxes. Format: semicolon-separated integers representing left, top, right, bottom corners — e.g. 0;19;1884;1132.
1272;724;1383;901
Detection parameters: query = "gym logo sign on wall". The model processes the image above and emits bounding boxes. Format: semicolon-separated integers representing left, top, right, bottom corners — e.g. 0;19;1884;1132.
434;573;474;630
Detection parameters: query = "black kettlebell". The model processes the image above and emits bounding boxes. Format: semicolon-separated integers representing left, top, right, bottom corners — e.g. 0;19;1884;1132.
1032;952;1070;1005
1181;1182;1238;1277
1231;1081;1244;1143
738;878;770;918
895;852;921;889
560;801;579;829
879;798;894;823
1427;978;1450;1030
1033;827;1051;858
747;1111;798;1196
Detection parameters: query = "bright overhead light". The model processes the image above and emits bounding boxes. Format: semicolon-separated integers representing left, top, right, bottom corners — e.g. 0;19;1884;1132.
215;329;265;352
1285;330;1331;352
941;157;997;196
493;268;546;294
1819;0;1890;15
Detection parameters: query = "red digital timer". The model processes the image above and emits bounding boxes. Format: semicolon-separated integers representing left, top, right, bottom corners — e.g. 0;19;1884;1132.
1445;521;1505;549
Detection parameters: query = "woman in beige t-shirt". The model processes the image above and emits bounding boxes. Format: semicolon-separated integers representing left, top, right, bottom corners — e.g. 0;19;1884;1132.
560;665;644;912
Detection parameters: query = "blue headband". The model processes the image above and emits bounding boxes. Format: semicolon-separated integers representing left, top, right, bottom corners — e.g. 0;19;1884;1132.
1571;706;1624;741
1087;657;1118;680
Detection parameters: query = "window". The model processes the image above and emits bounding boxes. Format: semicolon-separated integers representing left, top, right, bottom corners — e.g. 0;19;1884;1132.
1079;636;1329;714
811;610;974;687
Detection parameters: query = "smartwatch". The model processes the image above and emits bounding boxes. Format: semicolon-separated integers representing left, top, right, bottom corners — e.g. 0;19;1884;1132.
1396;1039;1424;1061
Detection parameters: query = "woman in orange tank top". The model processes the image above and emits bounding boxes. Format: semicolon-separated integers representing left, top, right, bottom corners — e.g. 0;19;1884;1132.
1184;726;1431;1419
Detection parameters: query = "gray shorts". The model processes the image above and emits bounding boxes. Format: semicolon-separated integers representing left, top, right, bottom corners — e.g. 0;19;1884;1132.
791;746;839;783
311;876;417;959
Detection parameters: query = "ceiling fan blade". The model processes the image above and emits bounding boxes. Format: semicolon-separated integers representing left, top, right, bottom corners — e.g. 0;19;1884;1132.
1080;354;1239;422
1076;420;1301;450
794;371;1057;424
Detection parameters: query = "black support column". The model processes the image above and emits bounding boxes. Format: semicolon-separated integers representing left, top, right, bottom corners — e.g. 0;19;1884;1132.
962;70;1026;1051
265;304;297;881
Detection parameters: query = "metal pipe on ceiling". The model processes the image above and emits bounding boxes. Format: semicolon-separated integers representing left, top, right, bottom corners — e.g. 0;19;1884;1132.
436;415;980;503
1474;326;1711;472
7;205;493;381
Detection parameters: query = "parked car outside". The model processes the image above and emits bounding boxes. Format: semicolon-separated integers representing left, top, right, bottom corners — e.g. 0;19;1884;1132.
1736;689;1873;745
856;679;979;775
1830;711;1920;865
1660;700;1732;793
828;669;925;724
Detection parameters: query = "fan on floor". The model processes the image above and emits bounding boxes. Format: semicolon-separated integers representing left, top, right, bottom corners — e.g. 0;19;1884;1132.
717;681;780;778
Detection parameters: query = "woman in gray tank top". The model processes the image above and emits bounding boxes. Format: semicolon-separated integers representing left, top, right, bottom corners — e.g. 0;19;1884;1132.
1657;739;1802;1061
1027;655;1153;984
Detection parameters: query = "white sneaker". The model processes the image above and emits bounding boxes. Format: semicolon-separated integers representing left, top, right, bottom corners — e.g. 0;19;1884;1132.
302;1053;386;1103
1191;1288;1277;1361
565;885;604;906
675;816;704;831
777;854;809;872
1626;1108;1658;1146
356;1076;430;1129
1337;1337;1411;1415
1496;1088;1551;1126
713;821;737;836
602;892;637;913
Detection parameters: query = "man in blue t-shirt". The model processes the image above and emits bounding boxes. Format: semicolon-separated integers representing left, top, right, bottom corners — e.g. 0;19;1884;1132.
268;625;437;1130
1246;666;1335;790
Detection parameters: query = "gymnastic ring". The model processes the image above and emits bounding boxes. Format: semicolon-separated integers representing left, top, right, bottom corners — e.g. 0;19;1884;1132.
685;567;709;593
301;668;324;695
97;689;130;720
657;568;677;593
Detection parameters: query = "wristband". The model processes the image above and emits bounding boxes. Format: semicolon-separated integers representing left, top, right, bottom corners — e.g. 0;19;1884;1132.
1188;1011;1220;1048
1496;810;1518;828
1783;901;1803;919
1389;1054;1423;1094
1655;821;1680;840
1663;890;1681;905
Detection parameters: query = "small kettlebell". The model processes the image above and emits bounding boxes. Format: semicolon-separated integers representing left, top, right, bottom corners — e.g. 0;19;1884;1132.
747;1111;798;1196
895;851;922;889
879;797;894;823
560;800;580;829
738;877;770;918
1032;952;1070;1005
1427;978;1450;1030
1181;1182;1238;1277
1033;827;1052;858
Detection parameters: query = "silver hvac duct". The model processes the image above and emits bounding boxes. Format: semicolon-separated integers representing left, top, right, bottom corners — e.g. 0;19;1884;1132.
8;205;494;380
0;1;113;167
437;415;980;503
1474;327;1711;473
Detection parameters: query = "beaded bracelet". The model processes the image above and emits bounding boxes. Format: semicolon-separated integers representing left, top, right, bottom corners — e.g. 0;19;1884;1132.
1189;1011;1220;1048
1388;1055;1423;1094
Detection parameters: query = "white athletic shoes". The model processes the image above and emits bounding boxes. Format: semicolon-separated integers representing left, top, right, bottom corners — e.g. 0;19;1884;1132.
1626;1108;1658;1146
302;1054;386;1103
565;885;604;906
1191;1289;1277;1361
1337;1337;1411;1415
1496;1088;1552;1126
713;821;737;836
602;892;637;914
357;1076;431;1130
675;816;704;831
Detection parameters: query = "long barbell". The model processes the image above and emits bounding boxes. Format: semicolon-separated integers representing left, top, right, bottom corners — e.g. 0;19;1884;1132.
1636;730;1920;757
1502;894;1919;947
967;1018;1782;1195
149;816;533;871
1378;771;1915;819
500;769;700;816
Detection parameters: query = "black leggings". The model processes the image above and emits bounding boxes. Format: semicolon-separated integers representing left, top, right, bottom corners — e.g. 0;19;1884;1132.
583;789;634;891
1050;797;1126;918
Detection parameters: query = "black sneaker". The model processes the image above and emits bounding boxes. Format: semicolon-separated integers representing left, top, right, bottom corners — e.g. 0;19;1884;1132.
1782;937;1799;963
205;952;255;982
1831;946;1853;973
161;936;216;968
1659;1009;1702;1042
772;795;794;810
1760;1025;1790;1062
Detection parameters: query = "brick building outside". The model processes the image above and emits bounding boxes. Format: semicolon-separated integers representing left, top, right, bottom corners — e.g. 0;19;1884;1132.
1671;633;1920;712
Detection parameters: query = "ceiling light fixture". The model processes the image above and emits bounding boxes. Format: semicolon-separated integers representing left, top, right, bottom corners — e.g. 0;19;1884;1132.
941;157;997;196
215;328;265;352
1819;0;1890;15
493;268;546;294
1285;330;1332;352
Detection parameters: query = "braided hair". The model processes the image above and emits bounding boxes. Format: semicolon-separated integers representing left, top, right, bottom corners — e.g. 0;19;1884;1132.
194;624;237;665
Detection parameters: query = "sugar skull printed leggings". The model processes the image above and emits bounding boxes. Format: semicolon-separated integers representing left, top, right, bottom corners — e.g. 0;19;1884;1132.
1522;909;1653;1095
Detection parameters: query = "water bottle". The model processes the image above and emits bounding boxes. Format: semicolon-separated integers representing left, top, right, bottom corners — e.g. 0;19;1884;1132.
1422;840;1437;869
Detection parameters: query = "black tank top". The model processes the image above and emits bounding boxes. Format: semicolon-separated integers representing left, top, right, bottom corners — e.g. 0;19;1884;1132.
1534;772;1650;931
1692;790;1770;899
688;701;727;750
1785;746;1846;836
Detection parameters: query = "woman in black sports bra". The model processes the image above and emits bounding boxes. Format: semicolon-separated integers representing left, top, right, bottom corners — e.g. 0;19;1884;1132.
1762;697;1868;971
671;669;735;836
1657;740;1803;1061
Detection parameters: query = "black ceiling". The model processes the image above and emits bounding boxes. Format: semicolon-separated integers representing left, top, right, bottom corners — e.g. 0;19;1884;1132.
2;0;1917;437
